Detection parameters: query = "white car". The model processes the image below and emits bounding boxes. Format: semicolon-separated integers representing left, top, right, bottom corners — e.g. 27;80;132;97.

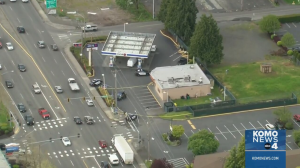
86;98;94;106
0;64;2;70
10;0;16;2
265;124;275;130
22;0;28;2
6;42;13;50
62;137;71;146
150;45;156;52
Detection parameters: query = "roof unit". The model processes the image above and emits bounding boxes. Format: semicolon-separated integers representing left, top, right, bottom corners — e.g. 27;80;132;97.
198;77;203;84
184;75;191;82
168;77;175;84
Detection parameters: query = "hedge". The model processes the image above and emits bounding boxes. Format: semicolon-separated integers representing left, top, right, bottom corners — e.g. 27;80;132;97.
278;14;300;23
70;36;107;76
98;87;115;107
0;102;13;136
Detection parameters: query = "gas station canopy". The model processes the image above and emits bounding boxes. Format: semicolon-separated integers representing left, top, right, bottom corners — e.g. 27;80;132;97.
101;31;156;58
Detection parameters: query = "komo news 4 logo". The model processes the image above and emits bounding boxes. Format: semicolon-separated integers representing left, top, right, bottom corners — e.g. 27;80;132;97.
245;130;286;151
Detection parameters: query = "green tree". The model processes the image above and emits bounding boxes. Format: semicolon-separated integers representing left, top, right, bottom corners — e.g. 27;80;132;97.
293;130;300;146
171;125;185;139
187;130;219;155
189;14;224;65
281;32;296;48
165;0;198;43
225;137;245;168
185;163;194;168
259;15;281;34
157;0;170;22
273;107;292;124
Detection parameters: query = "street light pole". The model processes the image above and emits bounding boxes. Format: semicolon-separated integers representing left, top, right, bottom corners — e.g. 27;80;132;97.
152;0;155;19
114;72;118;109
78;14;86;60
102;74;106;89
147;122;150;161
124;22;128;32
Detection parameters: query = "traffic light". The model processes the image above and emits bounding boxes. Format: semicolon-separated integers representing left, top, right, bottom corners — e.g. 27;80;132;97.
83;97;85;101
49;138;52;142
60;136;63;140
10;114;12;118
67;98;70;102
93;97;95;100
78;133;80;138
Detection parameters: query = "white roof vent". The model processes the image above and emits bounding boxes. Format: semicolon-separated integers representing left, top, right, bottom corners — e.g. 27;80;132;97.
198;77;203;84
190;65;194;69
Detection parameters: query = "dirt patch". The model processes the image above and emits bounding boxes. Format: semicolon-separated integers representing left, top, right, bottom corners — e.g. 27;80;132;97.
87;9;132;26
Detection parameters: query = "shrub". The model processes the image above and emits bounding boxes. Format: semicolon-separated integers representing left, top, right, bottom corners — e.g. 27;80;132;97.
12;165;19;168
285;121;294;130
271;34;276;39
162;133;168;141
287;50;294;55
98;87;114;107
278;14;300;23
277;41;282;46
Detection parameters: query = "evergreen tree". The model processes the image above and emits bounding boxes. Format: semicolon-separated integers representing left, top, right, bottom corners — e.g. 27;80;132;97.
157;0;171;22
189;14;224;65
224;146;238;168
224;137;245;168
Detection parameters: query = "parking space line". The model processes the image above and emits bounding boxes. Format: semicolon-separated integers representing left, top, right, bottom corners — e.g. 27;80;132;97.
265;120;271;124
240;123;247;130
140;101;158;105
216;126;227;140
294;142;300;149
224;125;236;139
187;120;196;130
207;128;219;141
286;23;291;28
249;122;256;130
191;130;195;134
184;133;188;138
292;119;300;128
286;143;292;150
292;23;297;28
257;121;264;128
233;124;243;136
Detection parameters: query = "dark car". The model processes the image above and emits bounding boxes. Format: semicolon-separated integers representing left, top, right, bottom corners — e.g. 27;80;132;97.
0;0;5;4
18;64;26;72
5;81;14;88
100;161;110;168
117;91;126;101
51;44;58;51
275;120;285;130
89;79;102;87
17;26;25;33
135;70;149;76
25;115;34;126
17;103;26;113
126;113;138;122
73;116;82;124
0;143;5;150
178;57;187;65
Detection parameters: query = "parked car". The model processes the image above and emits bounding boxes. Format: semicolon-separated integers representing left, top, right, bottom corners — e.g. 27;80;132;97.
89;79;102;87
265;124;275;130
117;91;126;101
178;57;187;65
294;114;300;121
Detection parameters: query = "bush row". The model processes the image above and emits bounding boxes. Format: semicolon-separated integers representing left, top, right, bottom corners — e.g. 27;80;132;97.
97;87;115;107
278;14;300;23
69;36;107;76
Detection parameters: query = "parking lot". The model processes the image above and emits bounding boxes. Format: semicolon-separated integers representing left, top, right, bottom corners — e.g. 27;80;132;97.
170;107;300;152
279;22;300;46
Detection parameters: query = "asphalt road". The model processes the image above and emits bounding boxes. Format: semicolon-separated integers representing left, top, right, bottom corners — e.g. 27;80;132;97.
0;3;139;168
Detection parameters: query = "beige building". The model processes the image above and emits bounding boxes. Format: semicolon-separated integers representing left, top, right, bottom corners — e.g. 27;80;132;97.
150;64;211;102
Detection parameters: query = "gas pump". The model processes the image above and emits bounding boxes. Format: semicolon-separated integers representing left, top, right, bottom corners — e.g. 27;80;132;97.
109;56;114;67
137;58;142;69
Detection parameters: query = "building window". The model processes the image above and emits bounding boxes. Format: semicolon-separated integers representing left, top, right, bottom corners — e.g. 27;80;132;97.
157;88;160;93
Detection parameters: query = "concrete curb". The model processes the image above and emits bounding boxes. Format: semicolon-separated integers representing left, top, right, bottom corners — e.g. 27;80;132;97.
160;30;179;47
64;44;123;121
31;0;75;30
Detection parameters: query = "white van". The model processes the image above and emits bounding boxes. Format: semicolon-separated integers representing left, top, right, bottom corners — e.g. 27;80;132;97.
127;57;137;67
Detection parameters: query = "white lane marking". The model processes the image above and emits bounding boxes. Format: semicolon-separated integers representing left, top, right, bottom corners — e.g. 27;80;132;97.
249;122;256;130
29;109;33;114
173;56;181;61
292;22;297;28
292;119;300;128
34;44;37;48
19;74;24;79
286;23;291;28
11;60;15;66
17;18;21;23
70;160;74;166
257;121;264;128
233;124;243;136
184;133;188;138
207;128;218;141
47;46;50;51
224;125;236;139
26;32;29;36
20;93;24;99
60;51;77;75
266;120;271;125
169;52;178;57
240;123;247;130
36;82;59;119
61;71;65;76
54;59;57;64
51;71;55;76
9;6;12;11
191;130;195;134
216;126;227;140
30;92;34;98
286;143;292;150
42;57;46;62
57;160;62;165
29;16;33;22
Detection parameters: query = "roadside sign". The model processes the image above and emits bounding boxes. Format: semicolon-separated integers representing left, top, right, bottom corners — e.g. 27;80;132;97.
48;9;57;15
87;47;98;51
73;43;82;47
46;0;57;9
86;43;98;48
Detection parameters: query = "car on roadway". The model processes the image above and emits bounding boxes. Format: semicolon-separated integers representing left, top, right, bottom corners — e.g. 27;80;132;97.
32;84;41;94
84;116;94;125
17;103;26;113
18;64;26;72
0;143;5;150
21;0;28;2
51;44;58;51
265;124;275;130
135;70;149;76
89;79;102;87
0;41;2;49
62;137;71;146
0;0;5;4
73;116;82;124
178;57;187;65
126;113;138;122
37;41;45;48
6;42;13;50
100;161;110;168
54;86;63;93
99;140;107;148
86;98;94;106
0;64;2;70
9;0;16;2
294;114;300;121
150;45;156;52
117;91;126;101
25;115;34;126
5;81;14;88
17;26;25;33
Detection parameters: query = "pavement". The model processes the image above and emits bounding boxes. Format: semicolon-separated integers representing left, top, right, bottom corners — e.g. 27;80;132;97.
0;2;142;168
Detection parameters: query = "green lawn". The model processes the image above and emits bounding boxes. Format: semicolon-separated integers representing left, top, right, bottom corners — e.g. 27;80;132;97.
284;0;300;4
210;56;299;103
145;160;152;168
159;111;193;120
0;101;13;132
172;87;223;106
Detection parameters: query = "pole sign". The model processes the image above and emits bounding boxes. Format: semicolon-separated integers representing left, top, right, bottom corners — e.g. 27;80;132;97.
73;43;82;47
86;43;98;50
46;0;57;9
245;130;286;168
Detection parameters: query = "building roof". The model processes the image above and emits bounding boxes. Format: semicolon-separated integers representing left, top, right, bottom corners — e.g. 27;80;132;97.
150;64;210;89
101;31;156;58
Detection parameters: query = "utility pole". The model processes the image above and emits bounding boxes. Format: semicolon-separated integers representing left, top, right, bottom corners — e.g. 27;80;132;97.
147;122;150;161
241;0;243;11
114;72;117;111
152;0;155;19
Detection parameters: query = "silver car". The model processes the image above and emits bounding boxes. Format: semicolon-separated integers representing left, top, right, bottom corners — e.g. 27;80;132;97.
85;98;94;106
55;86;63;93
37;41;45;48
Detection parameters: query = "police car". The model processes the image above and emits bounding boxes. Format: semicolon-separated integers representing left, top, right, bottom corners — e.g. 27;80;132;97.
89;79;102;87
